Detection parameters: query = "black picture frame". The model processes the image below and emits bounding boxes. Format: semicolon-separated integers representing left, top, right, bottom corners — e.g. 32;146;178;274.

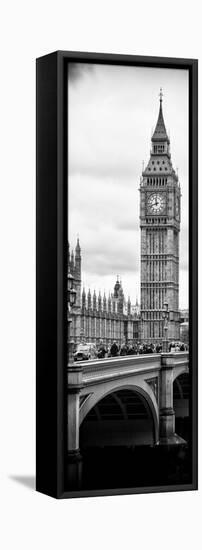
36;51;198;499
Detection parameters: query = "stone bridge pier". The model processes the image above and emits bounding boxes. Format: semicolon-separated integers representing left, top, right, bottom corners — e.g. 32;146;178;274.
158;355;187;445
66;352;189;484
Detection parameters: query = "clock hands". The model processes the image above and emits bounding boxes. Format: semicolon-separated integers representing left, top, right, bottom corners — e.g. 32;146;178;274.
152;196;160;208
149;193;165;213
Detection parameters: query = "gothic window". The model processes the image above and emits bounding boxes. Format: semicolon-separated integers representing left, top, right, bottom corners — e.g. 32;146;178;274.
157;145;165;153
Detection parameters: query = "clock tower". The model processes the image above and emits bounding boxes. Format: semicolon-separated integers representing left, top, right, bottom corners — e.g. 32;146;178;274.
140;90;181;343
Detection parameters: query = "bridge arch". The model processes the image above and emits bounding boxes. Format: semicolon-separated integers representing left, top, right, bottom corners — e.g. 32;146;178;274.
173;363;189;382
80;382;159;444
173;370;190;442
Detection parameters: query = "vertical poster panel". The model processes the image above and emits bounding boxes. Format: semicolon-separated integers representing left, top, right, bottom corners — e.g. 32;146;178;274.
67;62;190;492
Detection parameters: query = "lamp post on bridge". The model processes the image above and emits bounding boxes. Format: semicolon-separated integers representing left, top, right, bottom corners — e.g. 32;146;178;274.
140;312;144;344
67;266;82;489
162;301;169;353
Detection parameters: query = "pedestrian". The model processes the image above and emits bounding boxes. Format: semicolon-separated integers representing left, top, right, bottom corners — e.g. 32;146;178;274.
120;343;127;356
98;340;106;359
110;341;119;357
127;345;134;355
134;344;138;355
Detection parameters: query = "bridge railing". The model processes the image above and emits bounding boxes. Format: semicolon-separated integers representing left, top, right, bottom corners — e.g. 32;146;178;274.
80;353;160;371
76;351;189;372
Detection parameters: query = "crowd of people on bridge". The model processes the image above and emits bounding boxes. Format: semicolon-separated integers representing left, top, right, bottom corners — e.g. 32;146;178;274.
74;338;188;362
96;340;187;359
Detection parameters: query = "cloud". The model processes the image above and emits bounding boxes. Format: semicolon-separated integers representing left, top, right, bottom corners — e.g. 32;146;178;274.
68;173;140;235
68;62;94;83
81;231;140;277
116;219;139;232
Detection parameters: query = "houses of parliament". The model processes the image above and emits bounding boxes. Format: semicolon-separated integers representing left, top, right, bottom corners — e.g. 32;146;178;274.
69;90;182;348
69;239;141;348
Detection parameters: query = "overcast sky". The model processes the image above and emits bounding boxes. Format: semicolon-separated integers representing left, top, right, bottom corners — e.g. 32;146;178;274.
68;63;189;309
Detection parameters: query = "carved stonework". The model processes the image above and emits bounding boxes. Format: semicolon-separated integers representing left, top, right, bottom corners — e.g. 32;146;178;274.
146;377;159;403
79;393;92;409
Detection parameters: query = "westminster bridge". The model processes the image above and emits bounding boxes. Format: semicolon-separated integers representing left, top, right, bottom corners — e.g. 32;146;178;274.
67;352;189;470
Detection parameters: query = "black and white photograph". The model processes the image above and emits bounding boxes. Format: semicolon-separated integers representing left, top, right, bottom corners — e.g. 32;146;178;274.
1;0;201;544
67;61;193;492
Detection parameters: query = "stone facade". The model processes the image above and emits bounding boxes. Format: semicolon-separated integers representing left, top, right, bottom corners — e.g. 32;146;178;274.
69;239;82;345
140;91;181;342
69;240;140;348
179;309;189;344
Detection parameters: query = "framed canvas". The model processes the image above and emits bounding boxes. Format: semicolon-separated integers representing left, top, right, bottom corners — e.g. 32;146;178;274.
36;51;198;499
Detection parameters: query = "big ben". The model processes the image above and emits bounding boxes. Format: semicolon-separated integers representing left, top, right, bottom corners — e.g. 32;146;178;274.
140;90;181;343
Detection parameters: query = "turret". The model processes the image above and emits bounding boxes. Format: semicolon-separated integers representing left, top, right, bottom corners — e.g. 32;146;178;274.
70;249;74;271
82;287;86;309
108;294;112;313
75;237;81;258
114;275;121;298
75;237;81;277
142;89;178;183
117;279;124;314
103;292;107;312
93;290;97;311
151;89;170;156
98;291;102;312
87;289;92;310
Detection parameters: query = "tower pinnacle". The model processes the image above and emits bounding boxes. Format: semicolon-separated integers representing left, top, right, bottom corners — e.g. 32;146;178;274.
159;87;163;103
152;89;169;144
75;237;81;257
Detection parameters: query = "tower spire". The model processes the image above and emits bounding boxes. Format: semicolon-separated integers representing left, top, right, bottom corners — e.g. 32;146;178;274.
152;89;169;143
159;87;163;103
75;236;81;257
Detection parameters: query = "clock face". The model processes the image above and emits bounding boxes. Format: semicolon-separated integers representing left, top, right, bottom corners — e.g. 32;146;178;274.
147;193;166;214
